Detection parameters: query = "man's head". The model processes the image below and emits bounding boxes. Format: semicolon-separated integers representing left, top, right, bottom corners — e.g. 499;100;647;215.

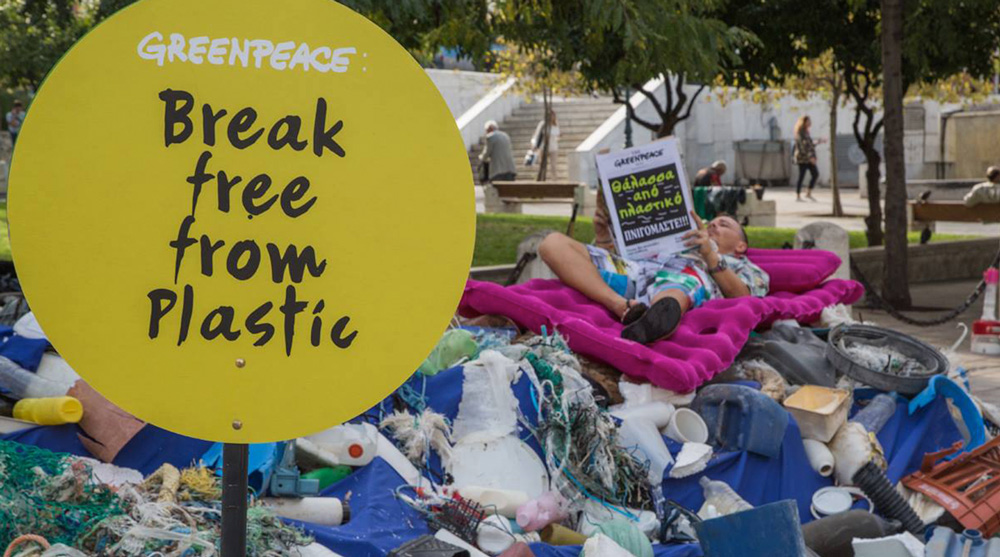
11;100;22;111
484;120;498;134
988;166;1000;183
710;160;727;176
707;215;748;256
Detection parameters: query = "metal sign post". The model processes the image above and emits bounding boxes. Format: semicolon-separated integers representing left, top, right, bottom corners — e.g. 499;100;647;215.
221;443;249;556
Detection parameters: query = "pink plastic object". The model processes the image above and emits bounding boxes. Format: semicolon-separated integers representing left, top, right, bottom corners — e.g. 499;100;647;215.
985;268;999;284
460;278;863;393
516;492;569;532
745;248;841;294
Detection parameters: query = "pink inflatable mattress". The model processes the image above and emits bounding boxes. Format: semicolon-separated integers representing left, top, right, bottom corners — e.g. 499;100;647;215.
459;276;864;393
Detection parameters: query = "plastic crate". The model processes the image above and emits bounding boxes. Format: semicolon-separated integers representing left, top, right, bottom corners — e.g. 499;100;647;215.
901;436;1000;537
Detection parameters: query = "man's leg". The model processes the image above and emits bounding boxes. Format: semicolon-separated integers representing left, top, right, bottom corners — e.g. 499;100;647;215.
538;232;629;318
621;277;697;344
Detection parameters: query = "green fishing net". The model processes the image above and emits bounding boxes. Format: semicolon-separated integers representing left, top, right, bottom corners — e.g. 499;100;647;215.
0;440;124;549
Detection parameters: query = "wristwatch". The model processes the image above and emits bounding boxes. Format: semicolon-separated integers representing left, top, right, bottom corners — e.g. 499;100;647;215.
707;256;728;274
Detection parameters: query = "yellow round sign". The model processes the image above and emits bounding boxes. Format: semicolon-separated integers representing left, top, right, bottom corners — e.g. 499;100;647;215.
9;0;475;442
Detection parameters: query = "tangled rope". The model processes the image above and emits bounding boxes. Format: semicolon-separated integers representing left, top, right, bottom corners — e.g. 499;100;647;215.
848;245;1000;327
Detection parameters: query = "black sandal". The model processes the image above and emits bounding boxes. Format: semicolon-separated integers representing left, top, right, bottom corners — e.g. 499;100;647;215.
621;300;648;326
622;297;682;344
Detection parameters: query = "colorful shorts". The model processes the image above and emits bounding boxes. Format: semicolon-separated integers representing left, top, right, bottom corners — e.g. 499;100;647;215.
586;245;710;308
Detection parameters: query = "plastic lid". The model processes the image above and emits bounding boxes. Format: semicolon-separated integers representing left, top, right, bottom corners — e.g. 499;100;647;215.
985;268;999;284
812;487;853;516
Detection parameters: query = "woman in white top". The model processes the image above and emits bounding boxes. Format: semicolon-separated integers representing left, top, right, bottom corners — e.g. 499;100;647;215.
531;111;560;179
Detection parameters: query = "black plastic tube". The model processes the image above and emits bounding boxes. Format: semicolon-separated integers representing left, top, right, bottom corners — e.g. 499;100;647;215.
852;461;925;535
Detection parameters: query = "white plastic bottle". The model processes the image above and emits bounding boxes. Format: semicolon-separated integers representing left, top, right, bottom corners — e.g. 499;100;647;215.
983;268;998;321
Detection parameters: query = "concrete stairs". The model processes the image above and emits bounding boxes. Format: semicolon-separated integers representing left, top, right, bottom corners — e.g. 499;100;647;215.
469;97;618;184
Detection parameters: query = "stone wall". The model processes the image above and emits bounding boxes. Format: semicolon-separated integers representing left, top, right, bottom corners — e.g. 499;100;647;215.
850;237;999;288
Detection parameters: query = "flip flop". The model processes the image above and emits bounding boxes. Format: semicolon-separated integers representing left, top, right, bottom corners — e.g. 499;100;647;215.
621;300;648;326
621;297;682;344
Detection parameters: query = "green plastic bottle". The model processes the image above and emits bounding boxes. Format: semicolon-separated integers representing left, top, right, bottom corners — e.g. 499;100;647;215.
302;466;352;490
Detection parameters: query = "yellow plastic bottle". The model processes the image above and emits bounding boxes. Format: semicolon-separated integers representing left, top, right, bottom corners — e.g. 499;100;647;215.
13;396;83;425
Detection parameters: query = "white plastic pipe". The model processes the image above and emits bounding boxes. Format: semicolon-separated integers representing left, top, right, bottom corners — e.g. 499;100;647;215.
263;497;346;526
611;402;675;429
802;439;836;478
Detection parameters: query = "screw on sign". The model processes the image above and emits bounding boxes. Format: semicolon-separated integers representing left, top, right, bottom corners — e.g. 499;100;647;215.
6;0;475;554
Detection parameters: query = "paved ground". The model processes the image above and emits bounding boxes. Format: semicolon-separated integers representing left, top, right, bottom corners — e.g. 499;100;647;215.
476;185;1000;237
854;280;1000;405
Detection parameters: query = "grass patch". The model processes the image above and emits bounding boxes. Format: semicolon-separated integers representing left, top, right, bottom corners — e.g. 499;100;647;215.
473;213;978;267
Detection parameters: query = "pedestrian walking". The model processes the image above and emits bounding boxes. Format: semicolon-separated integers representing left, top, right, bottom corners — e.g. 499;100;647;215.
793;115;825;202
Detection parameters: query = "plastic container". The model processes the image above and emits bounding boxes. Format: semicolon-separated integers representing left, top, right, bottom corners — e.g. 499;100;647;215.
12;396;83;425
695;500;807;557
983;268;998;321
783;386;851;443
971;320;1000;356
801;440;835;477
692;384;788;458
305;423;378;467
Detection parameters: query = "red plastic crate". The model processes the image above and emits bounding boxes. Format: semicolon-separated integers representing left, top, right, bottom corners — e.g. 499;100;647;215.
902;436;1000;536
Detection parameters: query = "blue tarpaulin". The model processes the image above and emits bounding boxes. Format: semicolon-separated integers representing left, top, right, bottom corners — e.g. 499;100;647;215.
3;365;963;557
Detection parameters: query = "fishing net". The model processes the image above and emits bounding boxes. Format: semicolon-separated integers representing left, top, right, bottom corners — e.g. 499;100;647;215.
0;440;124;549
0;441;313;556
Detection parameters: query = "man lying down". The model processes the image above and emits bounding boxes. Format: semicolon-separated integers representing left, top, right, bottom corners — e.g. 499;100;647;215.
538;211;770;344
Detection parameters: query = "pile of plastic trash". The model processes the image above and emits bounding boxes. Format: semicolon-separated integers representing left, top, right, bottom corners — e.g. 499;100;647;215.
1;294;1000;556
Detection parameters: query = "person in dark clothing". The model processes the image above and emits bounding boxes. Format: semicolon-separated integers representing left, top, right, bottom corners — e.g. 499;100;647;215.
694;160;726;187
793;116;825;202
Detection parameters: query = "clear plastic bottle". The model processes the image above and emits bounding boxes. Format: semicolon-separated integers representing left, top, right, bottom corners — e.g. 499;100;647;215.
851;393;898;434
699;476;753;516
983;268;999;321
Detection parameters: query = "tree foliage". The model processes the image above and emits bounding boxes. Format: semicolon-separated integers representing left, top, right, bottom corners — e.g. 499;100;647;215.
339;0;494;67
0;0;94;91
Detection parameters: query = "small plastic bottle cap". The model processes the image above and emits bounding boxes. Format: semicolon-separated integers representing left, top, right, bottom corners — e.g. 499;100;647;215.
812;487;853;516
985;268;999;284
348;443;364;459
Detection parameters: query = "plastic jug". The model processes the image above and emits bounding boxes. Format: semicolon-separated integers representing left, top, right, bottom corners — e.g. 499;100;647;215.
692;384;789;458
617;417;673;485
304;423;378;466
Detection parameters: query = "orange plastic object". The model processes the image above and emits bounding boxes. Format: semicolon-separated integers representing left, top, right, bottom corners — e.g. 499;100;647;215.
348;444;364;459
902;436;1000;536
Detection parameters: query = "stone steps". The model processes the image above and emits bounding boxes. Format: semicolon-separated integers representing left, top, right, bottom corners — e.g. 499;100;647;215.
470;97;618;183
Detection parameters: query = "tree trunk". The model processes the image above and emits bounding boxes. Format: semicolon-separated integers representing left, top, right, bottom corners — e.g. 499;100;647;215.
863;148;884;247
829;90;844;217
880;0;912;308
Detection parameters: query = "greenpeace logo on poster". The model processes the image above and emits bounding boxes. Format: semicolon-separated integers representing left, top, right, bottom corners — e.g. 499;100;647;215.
608;164;689;245
137;32;358;73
